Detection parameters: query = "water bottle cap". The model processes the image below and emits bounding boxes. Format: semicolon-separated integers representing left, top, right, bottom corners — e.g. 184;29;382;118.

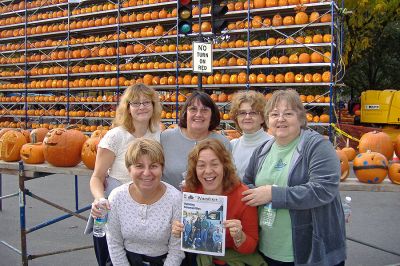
345;196;351;202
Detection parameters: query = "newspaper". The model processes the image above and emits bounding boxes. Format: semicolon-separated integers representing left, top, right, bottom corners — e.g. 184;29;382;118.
181;192;227;256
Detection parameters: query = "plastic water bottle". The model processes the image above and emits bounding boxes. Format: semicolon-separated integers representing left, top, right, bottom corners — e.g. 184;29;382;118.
342;196;352;223
261;202;276;227
93;198;108;238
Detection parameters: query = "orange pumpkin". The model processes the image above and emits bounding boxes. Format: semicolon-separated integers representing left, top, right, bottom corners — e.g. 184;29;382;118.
342;146;356;161
0;128;12;139
353;151;388;184
0;130;28;161
388;163;400;184
30;127;49;142
91;129;108;138
43;128;87;167
358;131;394;160
20;142;45;164
336;149;349;181
394;134;400;158
81;137;100;170
254;0;266;8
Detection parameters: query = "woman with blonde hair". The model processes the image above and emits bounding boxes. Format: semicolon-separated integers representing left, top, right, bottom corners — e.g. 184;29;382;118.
87;83;162;266
229;90;272;179
106;138;184;265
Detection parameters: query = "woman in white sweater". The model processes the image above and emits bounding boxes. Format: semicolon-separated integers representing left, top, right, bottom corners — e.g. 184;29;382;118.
229;91;272;179
88;83;162;265
106;138;184;265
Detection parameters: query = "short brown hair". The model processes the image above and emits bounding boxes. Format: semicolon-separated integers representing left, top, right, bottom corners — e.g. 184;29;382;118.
265;89;307;129
125;138;164;169
185;139;240;193
114;83;162;133
178;90;220;131
229;90;267;131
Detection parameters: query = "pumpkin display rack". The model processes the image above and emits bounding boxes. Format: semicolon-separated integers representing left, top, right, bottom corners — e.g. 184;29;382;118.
0;0;344;133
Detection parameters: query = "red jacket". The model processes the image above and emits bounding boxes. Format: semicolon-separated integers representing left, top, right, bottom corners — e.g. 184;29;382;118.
195;183;259;254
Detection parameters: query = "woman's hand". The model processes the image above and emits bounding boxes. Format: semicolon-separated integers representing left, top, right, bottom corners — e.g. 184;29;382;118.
223;219;243;239
224;219;246;247
171;220;184;238
90;198;110;219
242;185;272;207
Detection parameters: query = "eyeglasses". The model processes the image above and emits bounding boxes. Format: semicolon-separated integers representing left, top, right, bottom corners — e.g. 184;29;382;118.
129;101;152;108
268;111;296;120
237;110;260;118
187;106;211;114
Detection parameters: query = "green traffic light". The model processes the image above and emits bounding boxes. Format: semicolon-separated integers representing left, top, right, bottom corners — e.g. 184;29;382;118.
179;23;191;34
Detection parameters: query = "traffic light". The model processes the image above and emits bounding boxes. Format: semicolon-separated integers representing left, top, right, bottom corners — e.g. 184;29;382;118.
178;0;193;35
211;0;228;34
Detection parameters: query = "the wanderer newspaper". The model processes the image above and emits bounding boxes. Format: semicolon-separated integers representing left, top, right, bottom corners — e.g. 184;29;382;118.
181;192;227;256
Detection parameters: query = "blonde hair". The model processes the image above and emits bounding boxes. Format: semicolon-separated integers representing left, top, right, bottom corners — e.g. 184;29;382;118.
229;90;267;131
185;139;240;193
264;89;307;129
125;138;164;169
114;83;161;133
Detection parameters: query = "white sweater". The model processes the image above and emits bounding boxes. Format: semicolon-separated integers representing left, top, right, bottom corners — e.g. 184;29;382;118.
231;128;273;179
106;182;184;266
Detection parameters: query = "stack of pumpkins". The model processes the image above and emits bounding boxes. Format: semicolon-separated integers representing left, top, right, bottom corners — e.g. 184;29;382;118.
0;127;107;170
337;131;400;185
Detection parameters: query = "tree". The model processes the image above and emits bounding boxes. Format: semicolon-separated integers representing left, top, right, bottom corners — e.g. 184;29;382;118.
342;0;400;95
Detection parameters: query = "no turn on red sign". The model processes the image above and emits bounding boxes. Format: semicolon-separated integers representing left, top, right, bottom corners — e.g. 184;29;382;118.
192;42;213;74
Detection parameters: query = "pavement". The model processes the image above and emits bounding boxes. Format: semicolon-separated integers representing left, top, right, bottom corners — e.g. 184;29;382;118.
0;169;399;266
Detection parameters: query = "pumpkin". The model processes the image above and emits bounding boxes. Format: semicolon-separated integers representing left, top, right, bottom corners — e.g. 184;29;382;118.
272;14;283;26
30;128;49;142
81;137;100;170
353;151;388;184
43;128;87;167
266;0;278;7
0;128;12;139
295;12;308;25
388;163;400;184
20;142;45;164
342;146;356;161
0;130;28;161
254;0;266;8
394;134;400;158
336;149;349;181
358;131;394;160
90;129;108;138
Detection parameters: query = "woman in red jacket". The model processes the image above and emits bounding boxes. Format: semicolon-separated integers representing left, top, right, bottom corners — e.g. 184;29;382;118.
172;138;260;265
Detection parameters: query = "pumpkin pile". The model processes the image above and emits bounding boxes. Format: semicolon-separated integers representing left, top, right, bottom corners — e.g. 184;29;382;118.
336;130;400;185
0;128;107;170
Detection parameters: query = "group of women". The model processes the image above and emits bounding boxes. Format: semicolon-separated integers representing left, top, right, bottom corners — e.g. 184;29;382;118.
88;83;347;266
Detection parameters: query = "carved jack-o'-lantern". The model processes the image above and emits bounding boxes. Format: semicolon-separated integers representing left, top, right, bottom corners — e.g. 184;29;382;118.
0;130;28;161
20;129;31;143
20;142;45;164
336;149;349;181
0;128;12;139
353;151;388;184
388;163;400;185
30;128;49;143
358;131;394;161
90;129;108;139
43;128;87;167
81;137;100;170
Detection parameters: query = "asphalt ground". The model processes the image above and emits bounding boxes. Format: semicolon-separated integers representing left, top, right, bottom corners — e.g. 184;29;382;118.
0;169;399;266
